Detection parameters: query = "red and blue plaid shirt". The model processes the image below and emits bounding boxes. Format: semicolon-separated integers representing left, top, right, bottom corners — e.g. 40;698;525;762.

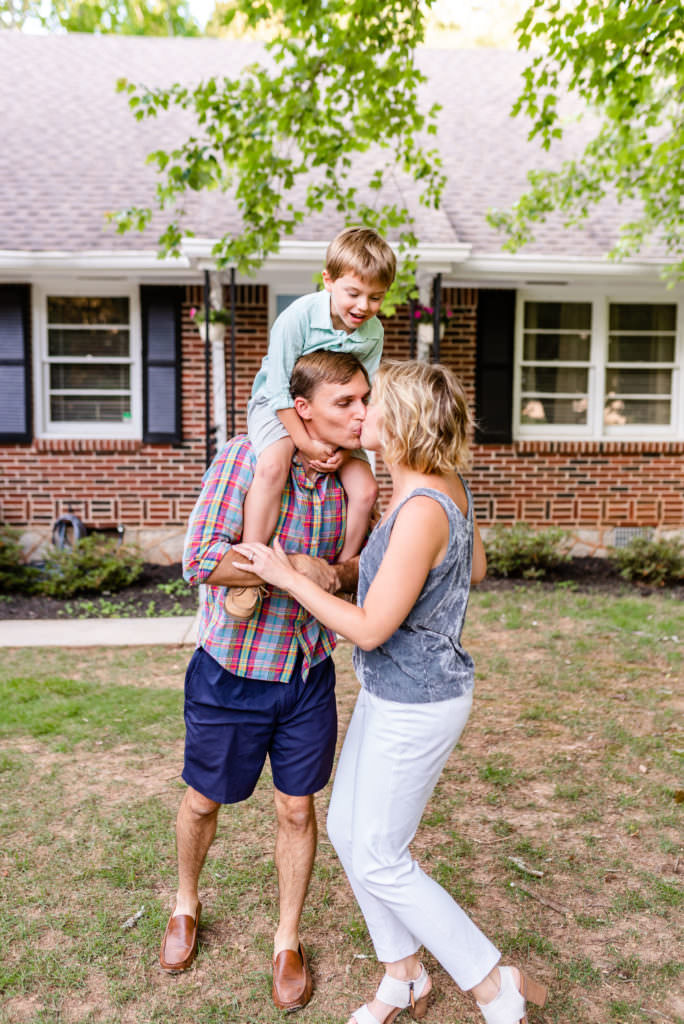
183;435;346;682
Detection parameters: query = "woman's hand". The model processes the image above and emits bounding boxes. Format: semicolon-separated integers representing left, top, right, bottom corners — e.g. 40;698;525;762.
233;539;296;589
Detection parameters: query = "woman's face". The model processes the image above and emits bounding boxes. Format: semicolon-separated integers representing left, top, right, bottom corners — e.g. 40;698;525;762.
360;388;383;452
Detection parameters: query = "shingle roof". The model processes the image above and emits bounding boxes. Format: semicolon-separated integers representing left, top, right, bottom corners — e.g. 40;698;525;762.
0;33;661;260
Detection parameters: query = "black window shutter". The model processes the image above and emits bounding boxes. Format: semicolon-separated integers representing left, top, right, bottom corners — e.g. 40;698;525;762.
475;289;516;444
0;284;32;444
141;286;183;445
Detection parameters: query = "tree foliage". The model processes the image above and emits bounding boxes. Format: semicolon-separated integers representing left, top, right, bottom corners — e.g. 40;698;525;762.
111;0;445;307
488;0;684;276
0;0;200;34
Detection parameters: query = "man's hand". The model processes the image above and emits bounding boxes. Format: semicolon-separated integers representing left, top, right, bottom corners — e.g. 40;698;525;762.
289;552;339;593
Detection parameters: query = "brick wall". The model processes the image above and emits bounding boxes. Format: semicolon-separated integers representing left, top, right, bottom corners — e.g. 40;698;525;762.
1;284;682;560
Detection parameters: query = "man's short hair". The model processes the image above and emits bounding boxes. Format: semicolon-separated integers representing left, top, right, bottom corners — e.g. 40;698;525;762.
290;350;369;402
325;227;396;289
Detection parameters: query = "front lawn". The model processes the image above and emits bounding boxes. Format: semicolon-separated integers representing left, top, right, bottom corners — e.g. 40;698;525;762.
1;586;682;1023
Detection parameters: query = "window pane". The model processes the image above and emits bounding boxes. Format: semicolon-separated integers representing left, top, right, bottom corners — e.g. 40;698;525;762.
608;334;675;363
50;365;130;390
47;296;129;325
50;395;131;422
276;294;304;317
523;332;591;361
520;397;588;425
48;328;129;358
524;302;592;331
606;369;672;396
522;367;588;393
604;398;671;426
609;303;676;333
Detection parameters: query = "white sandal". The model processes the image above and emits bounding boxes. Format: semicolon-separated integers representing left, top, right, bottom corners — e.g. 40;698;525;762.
477;966;548;1024
349;964;432;1024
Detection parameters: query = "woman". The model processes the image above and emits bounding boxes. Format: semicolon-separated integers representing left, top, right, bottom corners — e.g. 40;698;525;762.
234;361;548;1024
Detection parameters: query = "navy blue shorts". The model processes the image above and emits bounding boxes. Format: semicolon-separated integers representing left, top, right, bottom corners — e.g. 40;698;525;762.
182;647;337;804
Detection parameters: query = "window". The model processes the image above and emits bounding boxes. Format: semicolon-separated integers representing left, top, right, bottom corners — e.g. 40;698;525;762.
516;292;682;439
520;301;592;427
605;304;676;427
35;287;141;438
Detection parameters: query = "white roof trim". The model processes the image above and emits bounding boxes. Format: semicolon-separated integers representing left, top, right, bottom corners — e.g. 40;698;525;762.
0;249;195;279
448;252;672;286
181;237;472;275
0;244;673;288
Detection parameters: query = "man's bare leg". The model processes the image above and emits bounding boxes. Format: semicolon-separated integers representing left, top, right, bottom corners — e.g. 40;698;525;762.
174;786;221;917
272;789;317;956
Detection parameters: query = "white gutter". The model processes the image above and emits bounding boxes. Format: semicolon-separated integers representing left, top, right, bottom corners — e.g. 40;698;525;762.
448;252;673;286
1;244;672;287
0;249;194;276
181;237;472;275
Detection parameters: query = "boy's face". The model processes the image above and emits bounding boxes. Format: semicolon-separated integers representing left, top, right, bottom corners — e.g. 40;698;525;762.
322;269;387;334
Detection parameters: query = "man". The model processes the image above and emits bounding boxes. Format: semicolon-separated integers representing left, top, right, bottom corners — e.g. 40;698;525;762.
159;350;369;1012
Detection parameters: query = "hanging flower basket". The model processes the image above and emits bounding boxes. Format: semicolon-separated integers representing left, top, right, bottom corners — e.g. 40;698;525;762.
413;302;454;329
416;322;437;362
413;302;453;362
190;306;231;342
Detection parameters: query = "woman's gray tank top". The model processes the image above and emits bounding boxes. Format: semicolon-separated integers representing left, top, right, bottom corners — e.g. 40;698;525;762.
352;483;475;704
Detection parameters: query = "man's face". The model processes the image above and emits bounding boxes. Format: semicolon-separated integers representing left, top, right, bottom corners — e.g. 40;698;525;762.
294;370;370;451
322;270;387;333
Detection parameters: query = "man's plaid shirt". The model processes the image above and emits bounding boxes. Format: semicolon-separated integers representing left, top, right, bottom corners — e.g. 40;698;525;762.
183;435;346;682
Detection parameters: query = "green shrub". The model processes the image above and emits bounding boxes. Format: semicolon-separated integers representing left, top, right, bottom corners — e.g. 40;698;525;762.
39;536;144;599
0;526;41;593
608;535;684;587
484;523;571;579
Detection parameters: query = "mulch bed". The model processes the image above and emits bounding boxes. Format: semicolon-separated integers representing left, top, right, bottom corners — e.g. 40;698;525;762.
1;557;681;620
0;562;196;620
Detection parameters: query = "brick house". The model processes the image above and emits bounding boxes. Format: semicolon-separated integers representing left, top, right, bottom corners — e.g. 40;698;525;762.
1;34;682;562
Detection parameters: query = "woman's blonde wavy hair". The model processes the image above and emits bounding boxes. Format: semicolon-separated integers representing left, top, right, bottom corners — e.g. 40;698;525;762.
372;360;473;474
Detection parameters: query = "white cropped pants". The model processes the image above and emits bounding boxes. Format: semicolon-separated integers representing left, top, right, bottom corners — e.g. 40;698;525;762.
327;686;500;992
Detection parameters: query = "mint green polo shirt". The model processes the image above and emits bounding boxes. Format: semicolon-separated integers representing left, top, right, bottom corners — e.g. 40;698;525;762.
251;289;384;413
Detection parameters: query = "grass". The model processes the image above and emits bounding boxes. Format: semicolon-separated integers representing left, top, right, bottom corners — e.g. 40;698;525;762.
0;585;682;1024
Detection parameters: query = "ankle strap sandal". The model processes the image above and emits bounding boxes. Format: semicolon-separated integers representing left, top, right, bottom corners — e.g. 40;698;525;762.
350;964;432;1024
477;966;548;1024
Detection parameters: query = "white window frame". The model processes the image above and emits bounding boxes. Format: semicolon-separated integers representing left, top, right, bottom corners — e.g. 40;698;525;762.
514;286;683;441
33;282;142;440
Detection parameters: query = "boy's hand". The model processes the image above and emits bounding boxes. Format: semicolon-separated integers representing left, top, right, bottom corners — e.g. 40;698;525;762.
298;438;342;471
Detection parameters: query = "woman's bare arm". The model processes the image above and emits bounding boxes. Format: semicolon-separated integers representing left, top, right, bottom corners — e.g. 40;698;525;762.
234;496;449;650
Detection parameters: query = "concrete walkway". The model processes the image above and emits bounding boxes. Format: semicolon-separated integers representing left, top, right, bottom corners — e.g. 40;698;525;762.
0;614;199;647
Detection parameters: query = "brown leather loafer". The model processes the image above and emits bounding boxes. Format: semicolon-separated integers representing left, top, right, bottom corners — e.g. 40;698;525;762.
159;902;202;973
272;943;313;1011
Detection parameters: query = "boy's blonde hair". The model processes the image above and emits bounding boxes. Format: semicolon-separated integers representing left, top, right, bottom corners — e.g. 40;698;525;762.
373;360;473;474
325;228;396;289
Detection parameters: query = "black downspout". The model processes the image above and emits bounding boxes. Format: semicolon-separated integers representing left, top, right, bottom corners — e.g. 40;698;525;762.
229;267;236;438
432;272;442;363
409;296;416;359
203;268;212;468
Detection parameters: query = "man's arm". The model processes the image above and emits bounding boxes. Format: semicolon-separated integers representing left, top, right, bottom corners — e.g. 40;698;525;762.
207;548;359;595
183;441;251;586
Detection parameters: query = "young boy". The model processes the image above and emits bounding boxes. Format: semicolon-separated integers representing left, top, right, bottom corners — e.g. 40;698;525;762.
225;226;396;619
